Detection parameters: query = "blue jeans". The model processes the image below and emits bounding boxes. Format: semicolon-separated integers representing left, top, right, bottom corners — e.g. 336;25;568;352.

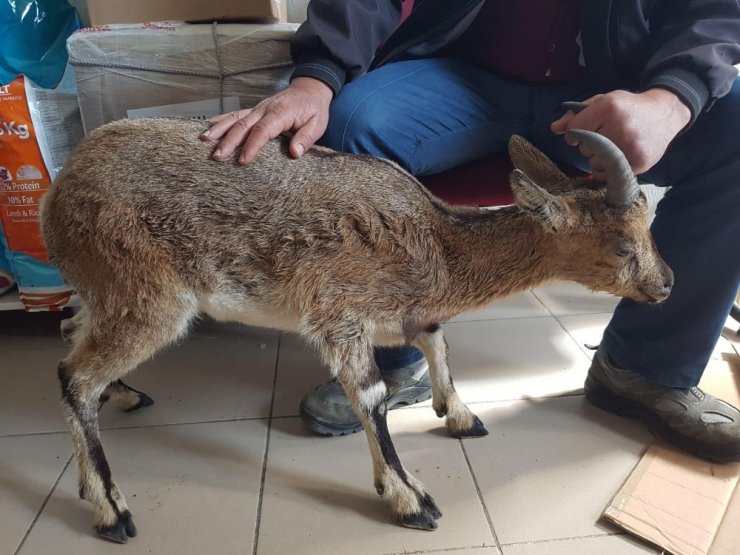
321;57;740;387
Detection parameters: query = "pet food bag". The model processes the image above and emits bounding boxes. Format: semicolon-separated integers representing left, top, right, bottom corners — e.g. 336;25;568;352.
0;0;81;309
0;67;82;310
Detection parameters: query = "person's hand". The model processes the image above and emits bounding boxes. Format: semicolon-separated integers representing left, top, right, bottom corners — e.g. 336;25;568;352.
551;89;691;178
201;77;333;165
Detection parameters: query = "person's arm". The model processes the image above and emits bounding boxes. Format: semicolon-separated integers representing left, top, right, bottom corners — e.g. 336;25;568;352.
291;0;403;95
551;0;739;178
203;0;403;164
639;0;740;127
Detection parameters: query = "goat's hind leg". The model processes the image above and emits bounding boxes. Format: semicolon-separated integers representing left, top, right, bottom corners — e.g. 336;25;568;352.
413;328;487;438
64;307;156;413
61;306;193;543
318;333;442;530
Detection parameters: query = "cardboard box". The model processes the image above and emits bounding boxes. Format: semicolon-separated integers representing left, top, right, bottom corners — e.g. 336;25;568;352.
67;22;298;133
604;348;740;555
86;0;287;26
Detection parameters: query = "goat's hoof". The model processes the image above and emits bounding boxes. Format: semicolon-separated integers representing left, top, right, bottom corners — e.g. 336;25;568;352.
397;509;439;531
449;415;489;438
78;483;87;500
434;403;448;418
60;320;77;344
419;491;443;519
123;392;155;413
97;511;137;543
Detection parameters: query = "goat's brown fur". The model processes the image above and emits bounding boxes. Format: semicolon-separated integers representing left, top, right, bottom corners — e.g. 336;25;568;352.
41;118;672;541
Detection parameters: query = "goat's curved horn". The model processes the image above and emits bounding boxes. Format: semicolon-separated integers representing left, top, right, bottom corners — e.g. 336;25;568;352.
566;129;639;207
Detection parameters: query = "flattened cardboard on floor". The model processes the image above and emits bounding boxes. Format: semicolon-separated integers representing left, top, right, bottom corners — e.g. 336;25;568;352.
86;0;286;26
604;360;740;555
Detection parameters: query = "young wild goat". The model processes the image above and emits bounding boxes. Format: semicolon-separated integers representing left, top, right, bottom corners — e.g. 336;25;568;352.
41;115;673;543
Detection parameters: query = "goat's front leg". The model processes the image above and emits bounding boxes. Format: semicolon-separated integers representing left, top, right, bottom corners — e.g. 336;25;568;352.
413;327;488;438
60;305;88;345
319;333;442;530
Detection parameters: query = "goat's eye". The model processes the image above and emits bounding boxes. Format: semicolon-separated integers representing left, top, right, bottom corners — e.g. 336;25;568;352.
616;247;632;258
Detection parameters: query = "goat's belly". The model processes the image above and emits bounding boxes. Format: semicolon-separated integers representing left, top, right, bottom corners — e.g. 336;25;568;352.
198;294;301;333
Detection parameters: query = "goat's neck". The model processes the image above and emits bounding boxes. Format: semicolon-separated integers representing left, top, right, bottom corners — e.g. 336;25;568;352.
436;206;557;313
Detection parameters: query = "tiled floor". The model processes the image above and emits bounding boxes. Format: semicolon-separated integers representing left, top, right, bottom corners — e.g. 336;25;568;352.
1;283;738;555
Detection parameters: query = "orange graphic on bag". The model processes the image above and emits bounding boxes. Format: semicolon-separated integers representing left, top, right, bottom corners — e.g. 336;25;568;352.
0;76;52;263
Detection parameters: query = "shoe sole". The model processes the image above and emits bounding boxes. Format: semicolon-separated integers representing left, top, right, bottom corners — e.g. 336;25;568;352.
585;375;740;464
300;385;433;437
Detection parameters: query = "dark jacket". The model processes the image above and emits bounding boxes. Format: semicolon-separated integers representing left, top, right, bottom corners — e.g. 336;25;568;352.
290;0;740;125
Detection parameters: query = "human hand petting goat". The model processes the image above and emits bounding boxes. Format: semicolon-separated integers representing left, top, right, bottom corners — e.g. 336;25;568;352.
552;89;691;180
200;76;333;165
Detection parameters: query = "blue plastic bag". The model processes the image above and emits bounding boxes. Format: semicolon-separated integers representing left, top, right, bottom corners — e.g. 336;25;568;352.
0;0;80;88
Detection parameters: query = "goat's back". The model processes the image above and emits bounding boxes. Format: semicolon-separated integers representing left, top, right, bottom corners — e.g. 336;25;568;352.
41;118;448;312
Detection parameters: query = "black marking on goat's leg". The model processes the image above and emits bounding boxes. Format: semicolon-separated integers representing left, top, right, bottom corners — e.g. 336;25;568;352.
371;403;442;527
59;362;137;543
103;379;154;413
324;331;441;531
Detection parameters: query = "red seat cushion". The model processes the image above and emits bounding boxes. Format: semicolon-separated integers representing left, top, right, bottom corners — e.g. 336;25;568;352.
420;154;587;207
420;155;516;207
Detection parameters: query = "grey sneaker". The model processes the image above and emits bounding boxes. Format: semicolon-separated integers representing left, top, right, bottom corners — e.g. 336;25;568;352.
585;345;740;463
299;360;432;436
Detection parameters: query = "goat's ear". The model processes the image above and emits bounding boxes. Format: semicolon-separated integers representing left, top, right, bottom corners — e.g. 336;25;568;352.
508;135;569;191
510;170;571;232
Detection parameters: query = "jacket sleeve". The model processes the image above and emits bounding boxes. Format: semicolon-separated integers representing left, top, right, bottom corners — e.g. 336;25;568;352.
290;0;404;95
641;0;740;126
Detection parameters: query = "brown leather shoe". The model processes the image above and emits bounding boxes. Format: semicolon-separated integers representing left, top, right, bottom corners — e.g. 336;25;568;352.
585;346;740;463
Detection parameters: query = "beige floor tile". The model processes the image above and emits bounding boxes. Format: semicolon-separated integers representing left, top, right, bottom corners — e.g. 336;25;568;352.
442;317;590;404
0;310;68;351
257;411;496;555
20;420;266;555
724;314;739;355
463;396;652;545
273;332;327;417
557;313;612;359
502;534;657;554
0;324;278;435
0;347;70;435
0;433;71;555
532;282;619;316
450;291;549;323
98;325;278;429
417;548;502;555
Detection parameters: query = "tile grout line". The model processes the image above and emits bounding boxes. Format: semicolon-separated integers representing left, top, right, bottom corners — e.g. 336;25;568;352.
530;288;604;361
0;414;310;441
251;332;281;555
459;439;503;555
553;312;615;359
381;545;502;555
13;452;73;555
1;390;594;440
498;530;629;548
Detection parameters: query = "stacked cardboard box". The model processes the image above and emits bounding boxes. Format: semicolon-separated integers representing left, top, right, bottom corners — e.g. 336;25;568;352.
67;22;298;133
85;0;287;26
